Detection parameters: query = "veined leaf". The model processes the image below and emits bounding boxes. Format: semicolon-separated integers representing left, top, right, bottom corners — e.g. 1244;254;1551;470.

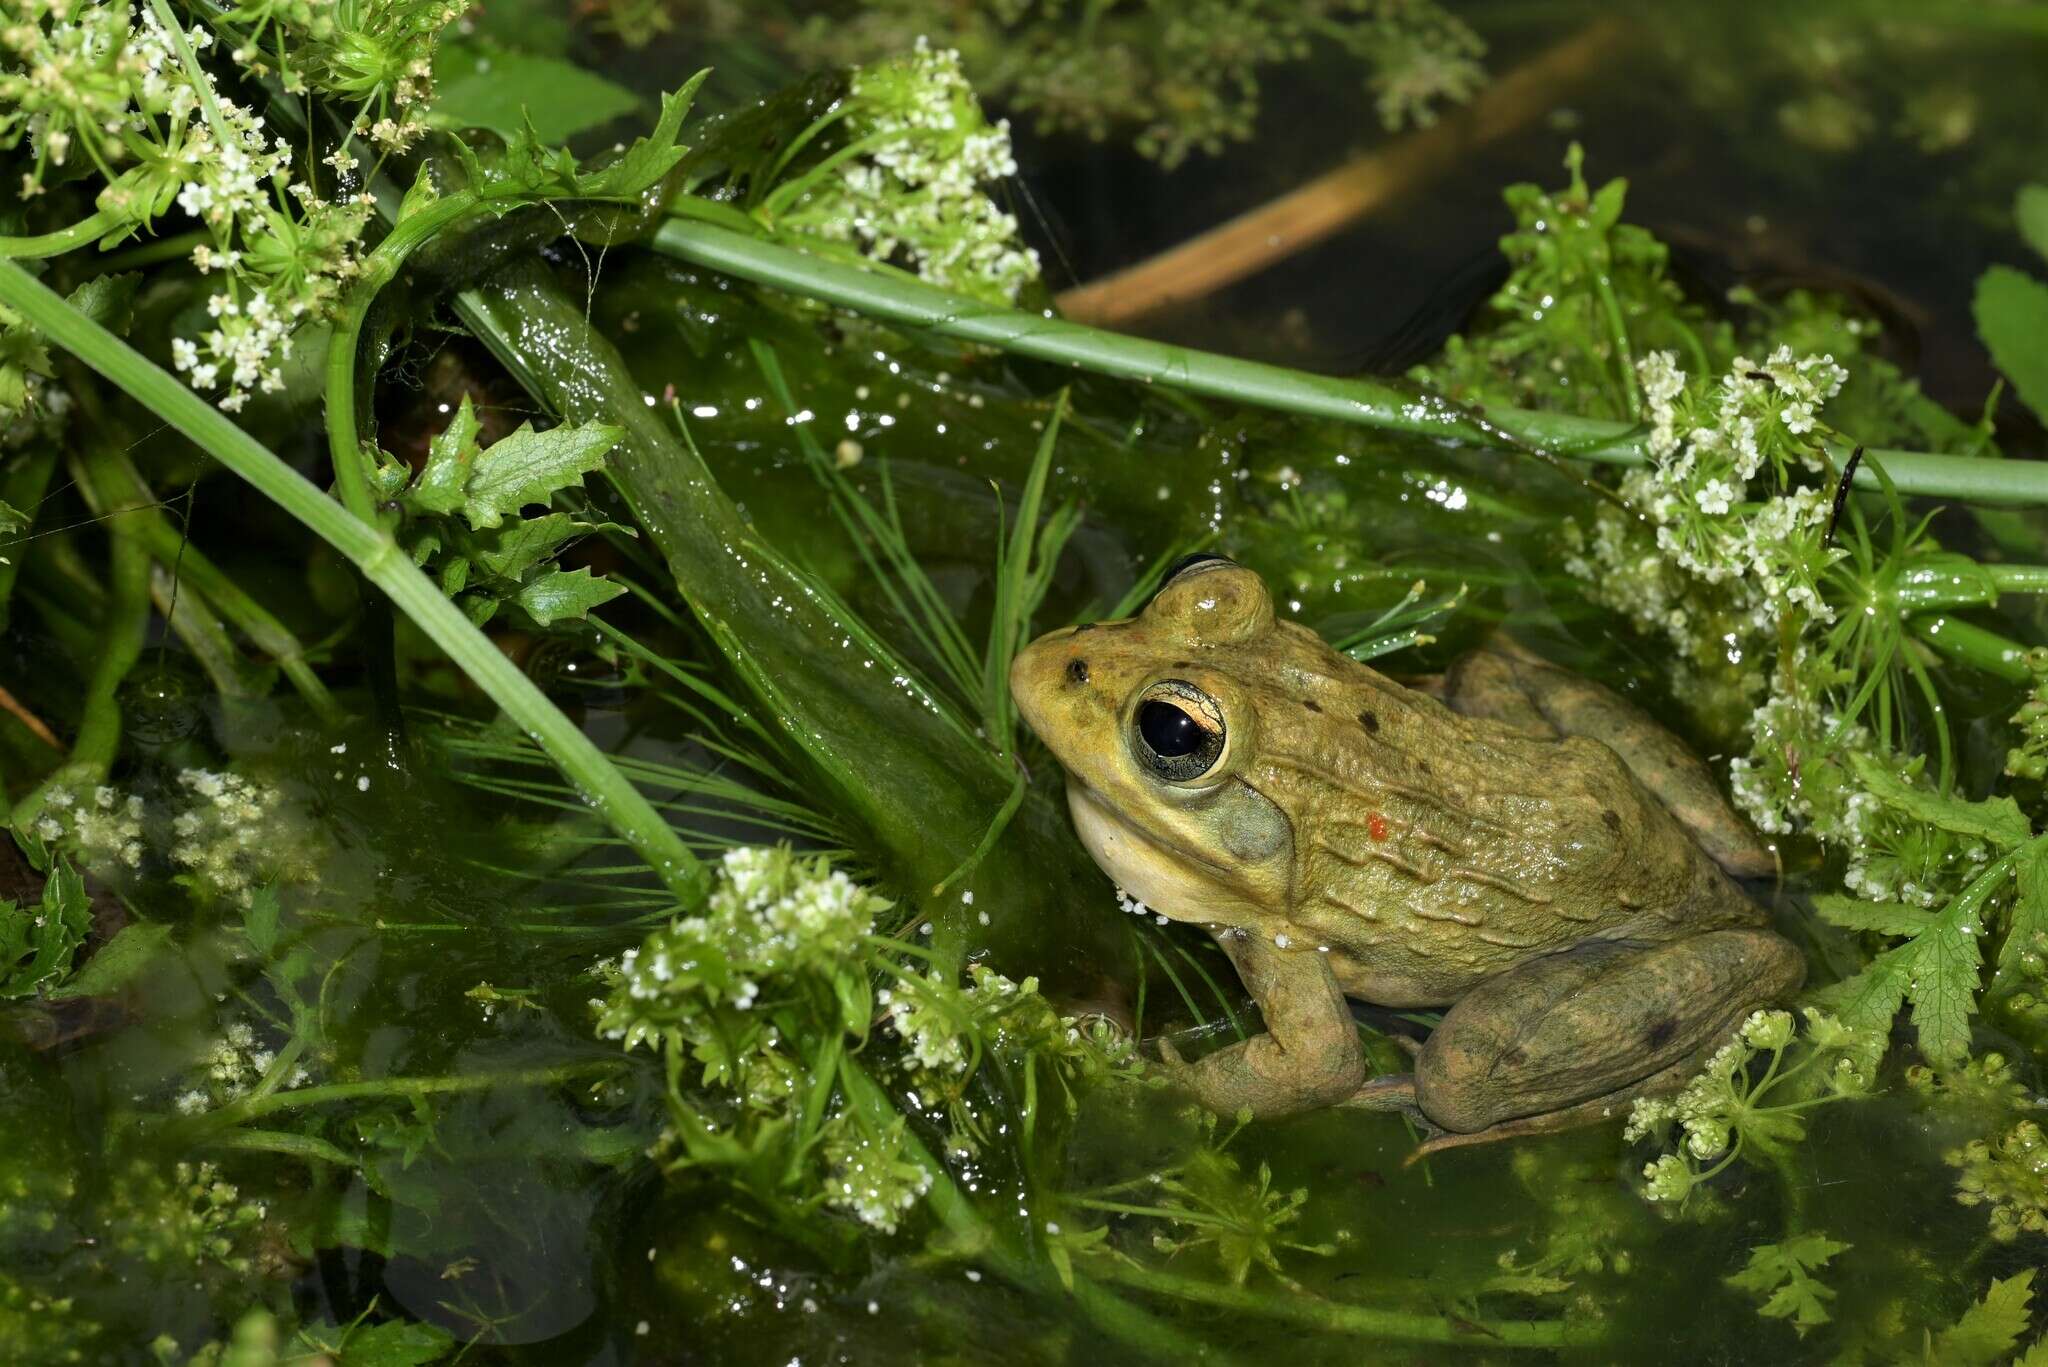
579;72;709;201
1974;264;2048;427
47;920;173;1000
0;857;90;999
468;512;583;581
1848;752;2031;849
1931;1270;2035;1367
406;393;483;519
459;420;619;530
1812;894;1936;936
515;566;625;626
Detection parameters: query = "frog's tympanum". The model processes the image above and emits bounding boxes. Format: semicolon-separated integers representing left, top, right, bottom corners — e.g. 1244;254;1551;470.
1010;556;1803;1153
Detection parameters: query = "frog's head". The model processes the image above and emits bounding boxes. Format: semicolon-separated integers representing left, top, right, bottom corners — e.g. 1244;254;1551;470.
1010;555;1298;925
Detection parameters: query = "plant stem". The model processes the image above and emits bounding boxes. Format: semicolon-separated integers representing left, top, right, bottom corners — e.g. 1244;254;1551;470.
0;258;706;901
11;450;152;828
196;1060;621;1130
649;219;2048;508
0;213;112;259
1988;564;2048;594
324;191;478;523
1911;615;2035;683
75;446;340;719
835;1060;1239;1365
1088;1259;1601;1349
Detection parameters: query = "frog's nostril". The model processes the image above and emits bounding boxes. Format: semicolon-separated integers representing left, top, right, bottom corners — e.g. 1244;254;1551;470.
1066;658;1090;685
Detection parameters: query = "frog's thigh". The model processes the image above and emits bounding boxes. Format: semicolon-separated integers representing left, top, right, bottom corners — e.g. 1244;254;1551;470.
1169;929;1366;1119
1446;640;1773;878
1413;929;1805;1135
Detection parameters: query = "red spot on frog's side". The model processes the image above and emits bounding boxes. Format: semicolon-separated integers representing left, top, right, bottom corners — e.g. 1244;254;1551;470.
1367;812;1389;842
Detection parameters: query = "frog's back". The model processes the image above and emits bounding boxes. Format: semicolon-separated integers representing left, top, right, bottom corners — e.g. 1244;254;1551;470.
1247;644;1762;1007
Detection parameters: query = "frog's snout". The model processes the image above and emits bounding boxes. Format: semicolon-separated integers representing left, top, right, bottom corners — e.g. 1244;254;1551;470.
1009;624;1096;746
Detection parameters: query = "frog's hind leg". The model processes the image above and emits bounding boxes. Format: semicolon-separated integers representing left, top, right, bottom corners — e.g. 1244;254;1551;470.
1442;637;1775;879
1366;929;1803;1152
1406;1053;1701;1160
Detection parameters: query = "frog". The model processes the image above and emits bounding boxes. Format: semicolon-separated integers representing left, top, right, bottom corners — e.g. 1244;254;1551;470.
1009;554;1804;1154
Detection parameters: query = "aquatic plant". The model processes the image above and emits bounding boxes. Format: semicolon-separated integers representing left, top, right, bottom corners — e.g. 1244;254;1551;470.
1;5;2047;1361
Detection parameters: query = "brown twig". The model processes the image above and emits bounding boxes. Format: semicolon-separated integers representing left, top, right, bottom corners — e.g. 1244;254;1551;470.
1054;19;1631;327
0;682;60;748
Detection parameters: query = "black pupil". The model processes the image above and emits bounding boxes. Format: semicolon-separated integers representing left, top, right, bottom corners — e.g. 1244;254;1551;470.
1139;700;1204;757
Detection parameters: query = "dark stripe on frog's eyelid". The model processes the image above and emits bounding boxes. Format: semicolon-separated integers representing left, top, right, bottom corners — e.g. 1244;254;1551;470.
1302;698;1322;713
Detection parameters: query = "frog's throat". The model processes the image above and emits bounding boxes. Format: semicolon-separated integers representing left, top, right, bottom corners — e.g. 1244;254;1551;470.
1065;781;1238;926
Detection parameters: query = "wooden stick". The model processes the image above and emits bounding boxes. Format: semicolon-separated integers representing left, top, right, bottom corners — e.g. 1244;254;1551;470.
1054;19;1630;327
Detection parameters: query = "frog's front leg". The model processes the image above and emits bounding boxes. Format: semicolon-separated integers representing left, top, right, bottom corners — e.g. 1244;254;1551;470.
1348;929;1804;1145
1158;927;1366;1118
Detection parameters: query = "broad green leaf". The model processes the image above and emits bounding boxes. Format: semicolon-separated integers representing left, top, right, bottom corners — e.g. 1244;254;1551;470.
1930;1270;2034;1367
432;49;641;145
47;920;174;1000
579;72;709;200
0;498;26;536
407;394;483;519
460;420;619;530
1810;952;1909;1068
1848;753;2031;849
333;1318;454;1367
1974;265;2048;427
514;566;625;626
0;859;90;999
2017;1336;2048;1367
243;884;279;957
1813;895;1936;936
2018;184;2048;264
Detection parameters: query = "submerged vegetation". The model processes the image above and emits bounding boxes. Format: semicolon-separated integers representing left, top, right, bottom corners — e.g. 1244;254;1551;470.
2;1;2048;1362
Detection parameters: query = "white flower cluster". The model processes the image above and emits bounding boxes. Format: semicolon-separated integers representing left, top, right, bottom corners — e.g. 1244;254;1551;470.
170;767;313;906
1;1;371;411
173;1016;309;1115
792;40;1042;305
1624;1008;1867;1206
881;970;970;1074
820;1116;932;1234
601;846;887;1047
34;785;145;869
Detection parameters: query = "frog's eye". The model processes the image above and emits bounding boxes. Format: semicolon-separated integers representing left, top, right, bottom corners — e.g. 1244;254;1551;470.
1132;680;1226;783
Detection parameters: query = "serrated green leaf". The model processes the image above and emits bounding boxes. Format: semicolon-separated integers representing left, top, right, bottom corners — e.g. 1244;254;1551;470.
66;272;138;334
467;512;582;581
2017;184;2048;264
0;858;90;999
1974;264;2048;427
1905;904;1982;1066
1813;894;1936;936
579;71;708;200
1848;753;2032;849
1725;1234;1848;1338
2016;1335;2048;1367
438;554;470;597
1931;1271;2035;1367
432;49;641;144
335;1318;455;1367
48;920;174;1000
407;393;483;519
2002;841;2048;976
514;566;625;626
460;420;618;530
0;498;27;536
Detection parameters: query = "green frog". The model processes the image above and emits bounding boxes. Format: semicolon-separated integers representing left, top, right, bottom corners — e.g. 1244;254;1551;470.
1010;555;1804;1153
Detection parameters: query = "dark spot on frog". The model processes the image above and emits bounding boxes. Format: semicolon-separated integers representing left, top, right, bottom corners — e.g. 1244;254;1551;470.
1359;710;1380;734
1602;809;1621;832
1066;659;1090;685
1417;759;1432;775
1302;698;1322;713
1646;1016;1679;1049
